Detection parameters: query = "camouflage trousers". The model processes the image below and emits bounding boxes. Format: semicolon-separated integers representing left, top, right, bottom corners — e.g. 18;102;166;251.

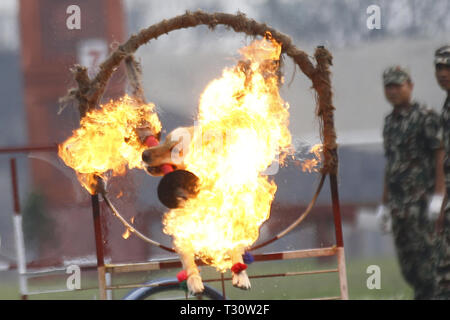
391;200;437;300
434;200;450;300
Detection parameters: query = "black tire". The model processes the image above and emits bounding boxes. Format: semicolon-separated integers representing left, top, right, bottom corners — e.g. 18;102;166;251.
122;277;225;300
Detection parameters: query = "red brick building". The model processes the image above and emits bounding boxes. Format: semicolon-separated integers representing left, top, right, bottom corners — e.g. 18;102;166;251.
19;0;150;264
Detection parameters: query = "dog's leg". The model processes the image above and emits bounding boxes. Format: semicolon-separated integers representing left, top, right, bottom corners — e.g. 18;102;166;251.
178;249;204;295
231;246;251;290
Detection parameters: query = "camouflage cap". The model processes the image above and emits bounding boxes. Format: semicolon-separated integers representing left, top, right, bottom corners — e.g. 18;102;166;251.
382;66;411;85
434;45;450;66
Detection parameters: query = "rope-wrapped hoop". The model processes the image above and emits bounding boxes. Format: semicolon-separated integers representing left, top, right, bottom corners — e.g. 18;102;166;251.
63;10;338;252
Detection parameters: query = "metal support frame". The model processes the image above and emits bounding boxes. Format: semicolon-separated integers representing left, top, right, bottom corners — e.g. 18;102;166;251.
330;173;349;299
93;171;349;300
98;247;344;300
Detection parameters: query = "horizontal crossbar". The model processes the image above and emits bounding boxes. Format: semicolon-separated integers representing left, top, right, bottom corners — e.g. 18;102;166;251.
105;247;337;274
105;268;339;290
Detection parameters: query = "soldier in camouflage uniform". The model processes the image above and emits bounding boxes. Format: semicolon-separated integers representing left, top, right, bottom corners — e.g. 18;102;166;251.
434;45;450;300
380;66;443;299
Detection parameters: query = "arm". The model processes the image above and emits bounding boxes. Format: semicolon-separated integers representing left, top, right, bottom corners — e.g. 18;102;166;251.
434;148;446;195
424;110;445;221
377;122;392;233
382;173;388;205
436;193;448;233
430;148;446;227
376;168;391;233
382;122;389;205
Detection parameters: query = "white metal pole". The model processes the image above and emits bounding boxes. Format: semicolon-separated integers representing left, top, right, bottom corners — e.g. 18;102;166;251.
336;246;349;300
13;214;28;297
10;158;28;299
105;271;113;300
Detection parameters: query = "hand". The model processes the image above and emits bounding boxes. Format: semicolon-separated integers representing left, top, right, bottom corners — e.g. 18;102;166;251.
376;204;391;234
427;194;444;222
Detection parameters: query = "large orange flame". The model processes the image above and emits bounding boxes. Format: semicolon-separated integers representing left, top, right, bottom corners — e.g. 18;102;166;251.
58;95;161;193
162;34;292;271
58;34;320;271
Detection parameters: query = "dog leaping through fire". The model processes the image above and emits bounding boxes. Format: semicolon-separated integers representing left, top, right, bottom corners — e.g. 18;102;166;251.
138;35;289;296
57;35;289;297
141;126;252;295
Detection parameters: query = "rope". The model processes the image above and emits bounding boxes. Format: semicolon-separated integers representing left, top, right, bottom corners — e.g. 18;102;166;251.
101;192;175;253
63;11;337;256
249;173;326;251
63;10;316;121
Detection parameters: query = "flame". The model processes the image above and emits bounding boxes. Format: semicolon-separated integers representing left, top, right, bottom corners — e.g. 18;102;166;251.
163;34;291;271
58;95;161;193
57;34;300;272
122;228;131;239
310;143;322;159
301;144;323;173
122;216;135;240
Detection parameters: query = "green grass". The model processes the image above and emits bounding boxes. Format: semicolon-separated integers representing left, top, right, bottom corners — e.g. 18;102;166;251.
344;256;412;299
0;254;412;300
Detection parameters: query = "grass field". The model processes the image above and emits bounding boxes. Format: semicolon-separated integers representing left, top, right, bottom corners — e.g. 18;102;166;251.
0;254;412;300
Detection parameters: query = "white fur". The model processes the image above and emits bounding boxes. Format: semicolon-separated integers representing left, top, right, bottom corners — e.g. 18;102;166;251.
178;248;204;295
232;270;251;290
230;246;251;290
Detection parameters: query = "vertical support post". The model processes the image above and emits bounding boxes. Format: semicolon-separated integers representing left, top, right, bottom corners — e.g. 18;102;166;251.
91;194;107;300
313;46;348;299
97;266;107;300
105;272;113;300
329;174;344;248
329;173;348;299
336;246;349;300
10;158;28;300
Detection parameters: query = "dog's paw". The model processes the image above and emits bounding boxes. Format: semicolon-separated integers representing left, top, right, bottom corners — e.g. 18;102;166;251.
232;270;251;290
187;273;204;295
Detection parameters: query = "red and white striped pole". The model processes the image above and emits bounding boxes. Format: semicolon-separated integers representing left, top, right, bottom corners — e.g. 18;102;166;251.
10;158;28;300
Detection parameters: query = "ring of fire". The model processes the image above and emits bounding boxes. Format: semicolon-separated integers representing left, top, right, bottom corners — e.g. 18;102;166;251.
59;11;337;272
